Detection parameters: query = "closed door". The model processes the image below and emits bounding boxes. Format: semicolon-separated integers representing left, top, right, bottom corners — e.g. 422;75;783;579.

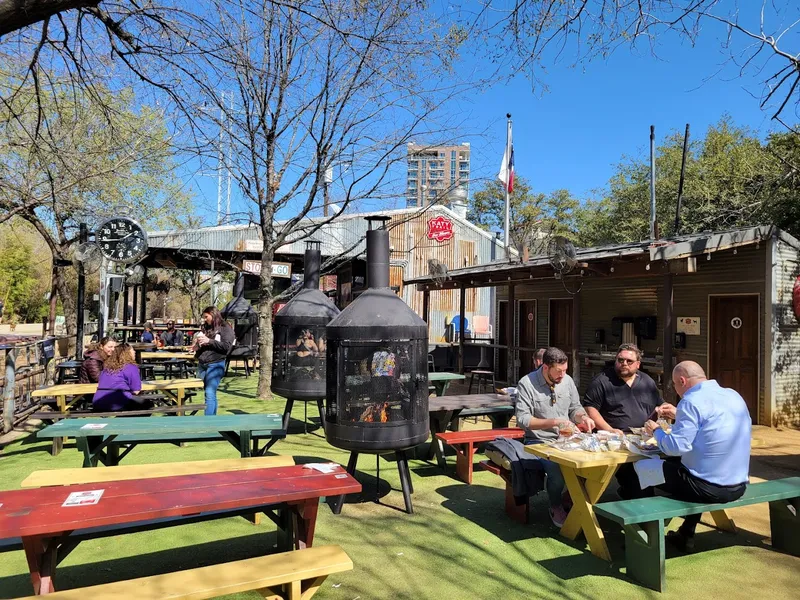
498;301;508;382
709;295;759;418
518;300;537;375
549;299;574;372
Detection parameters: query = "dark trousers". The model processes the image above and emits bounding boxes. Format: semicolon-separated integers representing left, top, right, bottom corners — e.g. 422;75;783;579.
616;463;656;500
657;460;746;535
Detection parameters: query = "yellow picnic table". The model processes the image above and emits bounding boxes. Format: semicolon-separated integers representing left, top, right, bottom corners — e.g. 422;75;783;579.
139;351;196;360
31;378;204;413
525;443;644;561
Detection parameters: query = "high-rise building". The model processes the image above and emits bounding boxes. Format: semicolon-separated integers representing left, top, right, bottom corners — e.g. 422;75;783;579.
406;142;470;207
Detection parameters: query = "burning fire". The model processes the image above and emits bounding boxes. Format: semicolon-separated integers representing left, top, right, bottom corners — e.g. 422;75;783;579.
360;402;390;423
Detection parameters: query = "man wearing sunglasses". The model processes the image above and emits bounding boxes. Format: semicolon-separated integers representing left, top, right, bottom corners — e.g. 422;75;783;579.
515;347;595;527
582;343;662;499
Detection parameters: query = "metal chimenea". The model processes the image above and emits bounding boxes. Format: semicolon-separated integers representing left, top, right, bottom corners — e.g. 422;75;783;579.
222;274;259;376
325;216;429;514
272;241;340;431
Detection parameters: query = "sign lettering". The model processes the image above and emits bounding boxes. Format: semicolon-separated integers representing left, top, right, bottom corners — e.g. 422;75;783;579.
427;216;454;243
242;260;292;278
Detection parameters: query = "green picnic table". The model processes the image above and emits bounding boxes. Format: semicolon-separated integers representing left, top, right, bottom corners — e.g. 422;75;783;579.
36;414;285;467
428;372;465;396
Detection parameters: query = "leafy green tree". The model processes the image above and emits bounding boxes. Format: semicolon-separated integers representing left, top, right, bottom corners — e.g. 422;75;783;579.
468;177;580;257
576;118;800;245
0;80;190;336
0;233;49;323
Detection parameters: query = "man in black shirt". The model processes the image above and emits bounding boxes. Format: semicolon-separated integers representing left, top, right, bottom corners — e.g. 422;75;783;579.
582;343;662;498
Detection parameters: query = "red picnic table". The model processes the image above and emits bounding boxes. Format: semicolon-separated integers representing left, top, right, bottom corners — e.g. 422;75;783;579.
0;464;360;595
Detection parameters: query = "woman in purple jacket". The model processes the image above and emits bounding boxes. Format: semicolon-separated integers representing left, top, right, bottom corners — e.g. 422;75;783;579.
93;344;148;412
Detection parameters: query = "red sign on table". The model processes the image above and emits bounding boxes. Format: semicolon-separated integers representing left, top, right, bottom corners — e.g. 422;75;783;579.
427;216;454;243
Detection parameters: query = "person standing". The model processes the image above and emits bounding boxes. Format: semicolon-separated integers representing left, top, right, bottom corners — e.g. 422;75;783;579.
194;306;234;416
79;337;117;383
515;347;596;527
582;343;662;499
643;361;751;551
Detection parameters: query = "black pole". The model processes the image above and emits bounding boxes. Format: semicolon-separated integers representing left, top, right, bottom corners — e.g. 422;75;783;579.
303;241;322;290
75;223;88;358
123;285;130;325
365;216;391;289
140;268;148;324
674;123;690;235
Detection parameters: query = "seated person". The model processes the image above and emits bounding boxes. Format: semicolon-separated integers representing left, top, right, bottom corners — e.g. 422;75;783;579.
582;343;661;499
79;336;117;383
160;320;183;347
296;330;319;357
93;344;149;412
533;348;546;370
141;322;156;343
643;361;751;551
516;347;595;527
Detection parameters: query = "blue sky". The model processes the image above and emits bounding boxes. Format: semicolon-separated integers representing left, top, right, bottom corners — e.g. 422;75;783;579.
186;7;797;224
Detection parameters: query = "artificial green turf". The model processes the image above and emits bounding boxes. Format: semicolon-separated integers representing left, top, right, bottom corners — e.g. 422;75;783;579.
1;375;798;600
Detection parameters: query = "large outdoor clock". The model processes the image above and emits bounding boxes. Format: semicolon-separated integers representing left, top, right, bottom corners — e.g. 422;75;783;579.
96;216;149;263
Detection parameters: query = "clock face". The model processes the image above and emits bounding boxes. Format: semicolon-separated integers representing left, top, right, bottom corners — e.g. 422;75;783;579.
96;217;148;263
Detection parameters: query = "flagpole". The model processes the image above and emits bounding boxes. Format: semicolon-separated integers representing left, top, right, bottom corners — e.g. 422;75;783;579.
504;113;512;261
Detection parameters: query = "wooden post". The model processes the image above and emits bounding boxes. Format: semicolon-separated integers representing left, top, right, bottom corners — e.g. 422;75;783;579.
458;285;466;374
506;283;515;384
572;290;581;388
661;273;674;399
123;286;130;325
422;289;430;323
2;348;15;434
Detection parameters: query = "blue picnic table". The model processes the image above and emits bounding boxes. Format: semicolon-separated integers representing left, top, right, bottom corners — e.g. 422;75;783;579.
36;414;285;467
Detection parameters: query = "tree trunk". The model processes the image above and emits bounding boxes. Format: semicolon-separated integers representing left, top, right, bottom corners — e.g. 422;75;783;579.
55;263;78;356
256;251;275;399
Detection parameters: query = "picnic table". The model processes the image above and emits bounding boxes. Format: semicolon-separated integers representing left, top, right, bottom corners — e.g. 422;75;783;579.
428;372;465;396
36;414;286;467
426;393;514;466
525;443;645;561
0;464;361;595
139;351;196;360
31;378;204;412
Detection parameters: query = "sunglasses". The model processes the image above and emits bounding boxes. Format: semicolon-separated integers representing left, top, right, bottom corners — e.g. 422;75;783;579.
616;357;637;365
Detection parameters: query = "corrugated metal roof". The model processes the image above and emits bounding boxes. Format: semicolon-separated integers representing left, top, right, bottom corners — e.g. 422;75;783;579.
404;224;787;284
147;205;508;258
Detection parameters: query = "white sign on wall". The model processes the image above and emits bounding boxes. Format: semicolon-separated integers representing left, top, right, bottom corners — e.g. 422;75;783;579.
676;317;701;336
242;260;292;278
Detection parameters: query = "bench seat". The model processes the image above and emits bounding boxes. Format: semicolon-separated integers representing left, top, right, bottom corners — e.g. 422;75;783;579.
436;428;523;484
594;477;800;592
15;545;353;600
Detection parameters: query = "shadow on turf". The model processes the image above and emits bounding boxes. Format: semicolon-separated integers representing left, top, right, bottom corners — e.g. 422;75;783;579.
0;531;281;597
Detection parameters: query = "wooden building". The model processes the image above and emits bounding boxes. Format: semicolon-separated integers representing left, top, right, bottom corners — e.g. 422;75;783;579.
146;205;506;343
407;226;800;428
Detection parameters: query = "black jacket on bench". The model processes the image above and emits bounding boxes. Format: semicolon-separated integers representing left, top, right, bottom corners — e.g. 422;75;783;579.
485;437;545;504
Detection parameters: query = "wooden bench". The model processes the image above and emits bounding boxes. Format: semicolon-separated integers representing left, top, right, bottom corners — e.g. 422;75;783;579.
594;477;800;592
477;460;529;524
20;455;294;488
14;544;353;600
435;428;524;484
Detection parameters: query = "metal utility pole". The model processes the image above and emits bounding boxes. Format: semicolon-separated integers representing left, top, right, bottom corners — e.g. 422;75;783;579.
674;124;690;235
650;125;657;240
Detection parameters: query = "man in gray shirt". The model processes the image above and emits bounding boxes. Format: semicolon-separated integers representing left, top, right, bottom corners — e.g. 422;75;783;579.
515;347;595;527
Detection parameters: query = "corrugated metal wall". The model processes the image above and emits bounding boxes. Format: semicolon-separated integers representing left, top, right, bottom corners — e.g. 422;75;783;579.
772;238;800;427
495;246;772;424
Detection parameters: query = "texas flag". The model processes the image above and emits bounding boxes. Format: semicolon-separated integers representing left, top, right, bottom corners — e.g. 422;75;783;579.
497;126;514;193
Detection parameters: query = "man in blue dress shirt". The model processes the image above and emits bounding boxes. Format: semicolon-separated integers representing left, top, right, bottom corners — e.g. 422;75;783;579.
644;360;751;551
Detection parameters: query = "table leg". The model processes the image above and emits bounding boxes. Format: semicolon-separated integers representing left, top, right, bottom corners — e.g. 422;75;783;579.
22;536;59;595
290;498;320;549
240;430;252;458
709;509;737;533
177;389;185;416
433;381;449;397
427;410;458;466
559;464;617;561
624;520;667;592
454;442;475;484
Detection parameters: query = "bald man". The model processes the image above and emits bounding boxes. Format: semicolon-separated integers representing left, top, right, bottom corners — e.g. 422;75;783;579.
643;361;751;551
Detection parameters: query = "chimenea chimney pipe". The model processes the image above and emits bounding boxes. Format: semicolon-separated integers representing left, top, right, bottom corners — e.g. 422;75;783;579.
365;216;391;289
303;240;322;290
